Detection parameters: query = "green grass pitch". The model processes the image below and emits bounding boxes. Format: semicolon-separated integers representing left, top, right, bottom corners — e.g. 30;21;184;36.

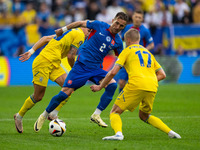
0;84;200;150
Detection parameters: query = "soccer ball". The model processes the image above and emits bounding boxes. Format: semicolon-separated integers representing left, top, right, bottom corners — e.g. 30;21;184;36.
49;119;66;137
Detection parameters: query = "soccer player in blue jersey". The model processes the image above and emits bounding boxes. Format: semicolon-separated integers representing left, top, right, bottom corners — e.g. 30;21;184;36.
118;10;155;93
34;12;128;132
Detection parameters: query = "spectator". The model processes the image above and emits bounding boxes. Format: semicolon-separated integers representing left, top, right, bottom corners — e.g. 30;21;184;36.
50;0;66;27
181;9;192;24
106;0;125;24
64;7;75;25
158;5;172;27
51;0;65;13
192;1;200;24
37;2;50;36
141;0;156;12
96;7;110;23
86;0;100;20
172;8;180;24
12;0;25;13
25;18;41;52
98;0;108;8
20;3;36;25
37;2;50;26
176;45;184;55
0;0;7;14
174;0;190;22
74;1;86;21
144;7;160;35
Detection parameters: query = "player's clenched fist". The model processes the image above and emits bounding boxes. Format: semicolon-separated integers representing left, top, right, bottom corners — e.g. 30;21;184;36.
90;85;102;92
55;28;63;37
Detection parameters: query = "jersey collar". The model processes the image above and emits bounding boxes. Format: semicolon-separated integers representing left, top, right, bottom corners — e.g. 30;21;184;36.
106;28;115;39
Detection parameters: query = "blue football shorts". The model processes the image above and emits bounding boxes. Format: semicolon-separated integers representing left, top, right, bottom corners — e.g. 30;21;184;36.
63;61;108;90
118;67;128;81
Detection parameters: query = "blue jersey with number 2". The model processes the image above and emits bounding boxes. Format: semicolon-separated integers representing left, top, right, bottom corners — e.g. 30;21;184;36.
77;20;123;69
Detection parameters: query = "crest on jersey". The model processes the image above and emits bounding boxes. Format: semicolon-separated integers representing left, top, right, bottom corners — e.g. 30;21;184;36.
39;77;43;82
106;36;111;42
79;41;83;46
68;80;72;85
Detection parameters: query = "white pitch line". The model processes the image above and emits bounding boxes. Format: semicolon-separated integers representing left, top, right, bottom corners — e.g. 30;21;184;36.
0;116;200;122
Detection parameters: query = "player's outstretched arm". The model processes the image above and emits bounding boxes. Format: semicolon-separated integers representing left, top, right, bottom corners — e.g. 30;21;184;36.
90;65;121;92
19;35;55;62
55;21;87;37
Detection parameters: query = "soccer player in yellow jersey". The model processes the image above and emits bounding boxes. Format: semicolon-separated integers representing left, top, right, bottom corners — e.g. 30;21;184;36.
90;28;181;140
14;27;90;133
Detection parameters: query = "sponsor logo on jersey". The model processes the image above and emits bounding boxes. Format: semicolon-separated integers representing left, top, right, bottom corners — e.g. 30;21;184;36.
106;36;111;42
99;32;105;36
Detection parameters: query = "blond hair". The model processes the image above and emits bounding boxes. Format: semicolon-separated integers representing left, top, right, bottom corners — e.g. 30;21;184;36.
124;28;140;42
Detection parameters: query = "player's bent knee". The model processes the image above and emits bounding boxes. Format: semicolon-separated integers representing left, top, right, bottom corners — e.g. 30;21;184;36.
139;111;149;122
107;82;117;90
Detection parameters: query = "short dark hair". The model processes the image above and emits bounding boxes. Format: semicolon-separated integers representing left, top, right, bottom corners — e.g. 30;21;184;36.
134;9;144;15
114;12;128;22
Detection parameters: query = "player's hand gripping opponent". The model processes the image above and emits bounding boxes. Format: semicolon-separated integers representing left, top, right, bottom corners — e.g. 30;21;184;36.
55;28;63;37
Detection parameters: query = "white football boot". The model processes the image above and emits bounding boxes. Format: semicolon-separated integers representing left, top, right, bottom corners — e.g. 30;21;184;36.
90;114;108;128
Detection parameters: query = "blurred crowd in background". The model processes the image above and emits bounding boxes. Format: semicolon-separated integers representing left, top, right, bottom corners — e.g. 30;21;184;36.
0;0;200;57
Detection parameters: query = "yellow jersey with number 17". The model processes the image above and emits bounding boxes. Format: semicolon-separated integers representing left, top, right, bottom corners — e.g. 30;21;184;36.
115;44;161;92
39;28;85;68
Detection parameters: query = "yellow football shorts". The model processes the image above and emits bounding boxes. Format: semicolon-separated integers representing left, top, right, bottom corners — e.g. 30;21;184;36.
115;86;156;114
32;55;66;87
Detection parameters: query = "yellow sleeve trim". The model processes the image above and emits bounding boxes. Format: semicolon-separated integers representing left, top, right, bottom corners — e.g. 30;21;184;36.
71;44;78;49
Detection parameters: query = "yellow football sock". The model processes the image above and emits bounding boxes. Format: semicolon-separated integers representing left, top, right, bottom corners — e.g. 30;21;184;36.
110;112;122;134
18;96;36;117
147;115;171;134
55;96;70;111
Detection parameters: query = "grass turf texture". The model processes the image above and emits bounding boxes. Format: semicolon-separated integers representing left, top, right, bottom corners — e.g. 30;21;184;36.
0;84;199;150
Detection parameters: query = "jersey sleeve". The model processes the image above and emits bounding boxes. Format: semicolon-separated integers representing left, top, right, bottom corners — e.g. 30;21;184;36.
71;30;84;49
86;20;101;30
114;38;123;56
115;48;129;67
152;55;162;72
144;28;153;45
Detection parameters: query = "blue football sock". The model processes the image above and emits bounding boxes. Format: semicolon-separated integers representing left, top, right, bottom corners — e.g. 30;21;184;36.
97;82;117;111
46;91;68;113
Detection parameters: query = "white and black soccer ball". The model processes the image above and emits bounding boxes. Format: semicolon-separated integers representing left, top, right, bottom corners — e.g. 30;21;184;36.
49;119;66;137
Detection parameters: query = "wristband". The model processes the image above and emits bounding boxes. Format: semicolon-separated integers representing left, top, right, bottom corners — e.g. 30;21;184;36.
28;48;35;54
62;26;68;32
